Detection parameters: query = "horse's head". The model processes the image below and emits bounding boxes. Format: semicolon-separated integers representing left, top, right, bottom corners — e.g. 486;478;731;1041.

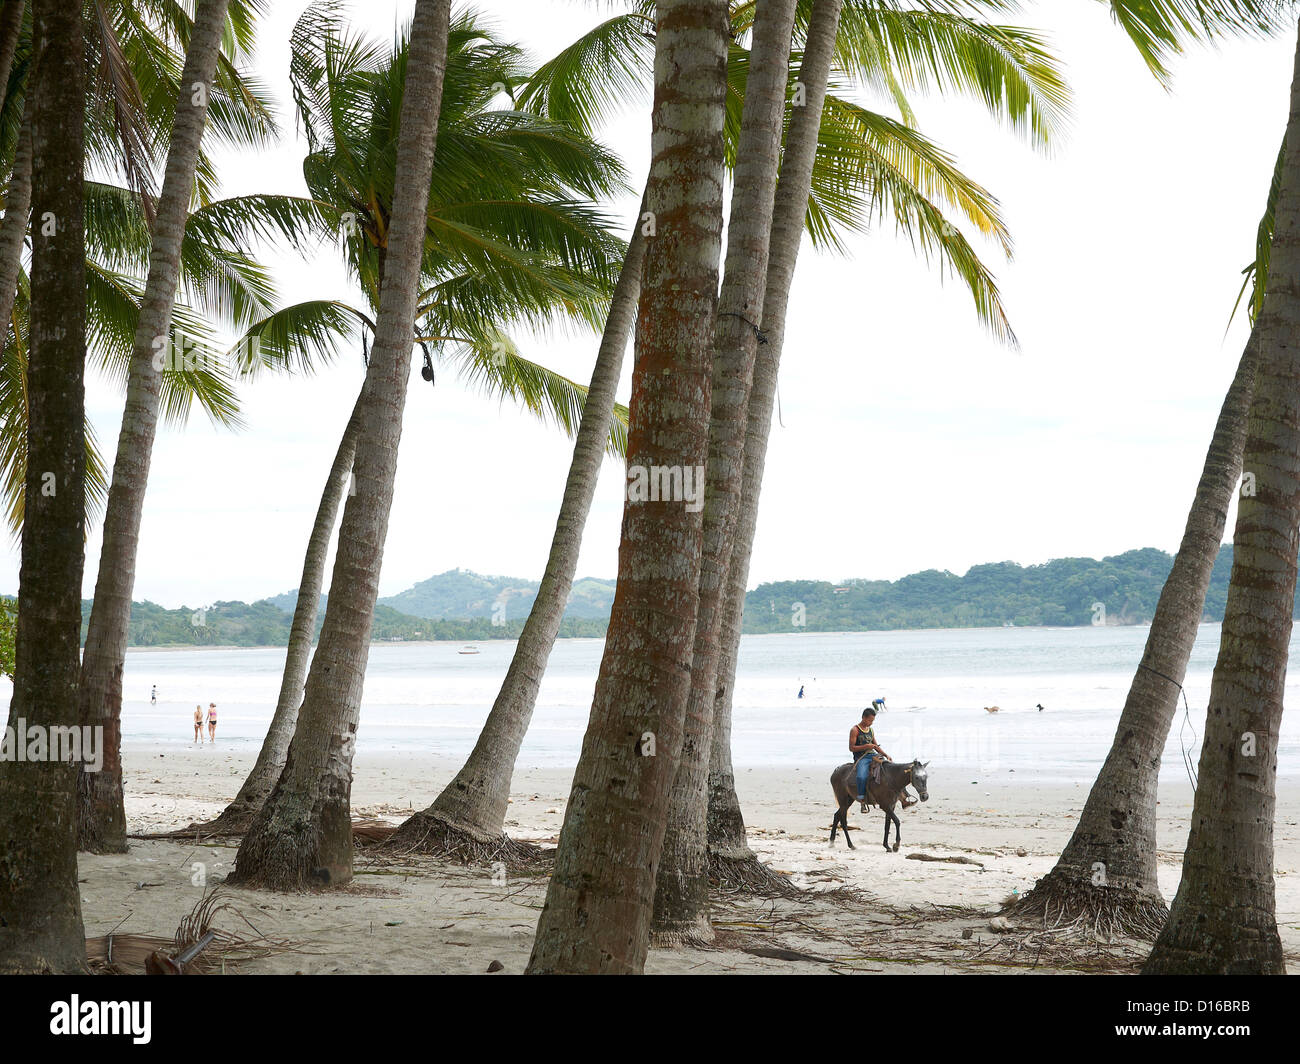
909;760;930;802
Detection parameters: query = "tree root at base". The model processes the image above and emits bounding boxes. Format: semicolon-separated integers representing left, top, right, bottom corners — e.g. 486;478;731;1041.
381;811;550;868
708;849;804;898
1005;870;1169;941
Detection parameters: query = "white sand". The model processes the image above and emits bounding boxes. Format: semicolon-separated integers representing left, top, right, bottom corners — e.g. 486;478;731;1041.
71;743;1300;974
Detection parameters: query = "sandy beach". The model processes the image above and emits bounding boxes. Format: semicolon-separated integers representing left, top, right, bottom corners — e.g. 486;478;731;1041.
68;743;1300;975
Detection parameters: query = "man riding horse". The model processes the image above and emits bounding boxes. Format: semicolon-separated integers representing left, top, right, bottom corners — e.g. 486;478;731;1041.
850;703;915;812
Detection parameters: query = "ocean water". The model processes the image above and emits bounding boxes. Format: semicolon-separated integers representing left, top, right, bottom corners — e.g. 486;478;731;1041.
22;623;1300;787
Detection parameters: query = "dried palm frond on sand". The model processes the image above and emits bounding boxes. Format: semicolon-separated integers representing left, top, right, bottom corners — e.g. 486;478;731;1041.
87;889;301;975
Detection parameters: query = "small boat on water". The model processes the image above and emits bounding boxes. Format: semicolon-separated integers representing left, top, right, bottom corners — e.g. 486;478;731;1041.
458;645;480;655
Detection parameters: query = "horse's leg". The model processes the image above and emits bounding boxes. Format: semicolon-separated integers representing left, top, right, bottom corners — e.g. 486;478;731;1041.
890;808;902;853
843;802;854;850
882;807;891;852
830;806;839;846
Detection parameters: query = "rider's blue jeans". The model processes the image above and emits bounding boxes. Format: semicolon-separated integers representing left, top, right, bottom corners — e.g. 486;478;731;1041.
856;754;878;800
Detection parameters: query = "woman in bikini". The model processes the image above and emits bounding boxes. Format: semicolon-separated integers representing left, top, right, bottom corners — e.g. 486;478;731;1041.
193;705;204;743
207;702;218;742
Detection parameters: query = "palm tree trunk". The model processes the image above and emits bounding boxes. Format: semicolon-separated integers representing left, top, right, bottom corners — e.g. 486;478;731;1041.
0;0;86;974
0;1;24;113
390;193;648;857
1142;20;1300;976
1009;328;1259;938
75;0;231;853
706;0;844;886
207;389;364;829
650;0;798;946
0;108;31;348
230;0;453;891
526;0;728;976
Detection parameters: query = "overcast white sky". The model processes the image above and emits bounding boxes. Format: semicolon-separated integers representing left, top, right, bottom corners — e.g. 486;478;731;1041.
2;0;1292;609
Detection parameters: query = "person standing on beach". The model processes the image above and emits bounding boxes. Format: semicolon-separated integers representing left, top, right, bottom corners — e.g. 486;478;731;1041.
151;684;157;705
207;702;218;742
193;705;203;743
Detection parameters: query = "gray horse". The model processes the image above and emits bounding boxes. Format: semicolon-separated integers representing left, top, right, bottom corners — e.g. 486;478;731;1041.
829;759;929;852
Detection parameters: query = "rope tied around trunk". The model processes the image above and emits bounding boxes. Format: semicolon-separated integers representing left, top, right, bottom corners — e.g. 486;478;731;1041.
1136;662;1197;791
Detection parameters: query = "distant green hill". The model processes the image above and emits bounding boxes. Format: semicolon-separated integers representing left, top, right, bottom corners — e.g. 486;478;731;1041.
377;568;615;621
56;545;1271;649
740;546;1248;633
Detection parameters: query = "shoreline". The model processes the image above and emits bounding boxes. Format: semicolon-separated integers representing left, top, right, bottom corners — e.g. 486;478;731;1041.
113;620;1183;653
79;741;1300;974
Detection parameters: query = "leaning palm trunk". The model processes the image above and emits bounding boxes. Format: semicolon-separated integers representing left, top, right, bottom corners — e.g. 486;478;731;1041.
0;1;22;107
1008;329;1259;939
205;391;364;830
1142;22;1300;976
229;0;453;891
389;196;647;859
705;0;845;889
0;0;86;974
76;0;231;853
650;0;798;947
526;0;728;976
0;110;31;347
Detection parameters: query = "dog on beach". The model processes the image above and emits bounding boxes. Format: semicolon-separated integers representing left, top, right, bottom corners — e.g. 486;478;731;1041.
984;705;1000;713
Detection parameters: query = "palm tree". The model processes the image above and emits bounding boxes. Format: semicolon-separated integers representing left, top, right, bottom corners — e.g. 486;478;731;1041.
396;0;1059;865
1002;4;1297;939
526;0;730;976
0;0;86;974
706;0;1294;892
0;178;324;535
1142;17;1300;976
76;0;237;853
1008;199;1273;938
388;9;659;861
651;0;800;948
0;2;22;106
228;0;457;890
198;4;629;834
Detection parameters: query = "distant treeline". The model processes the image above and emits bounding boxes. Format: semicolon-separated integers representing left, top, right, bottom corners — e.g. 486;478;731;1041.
740;547;1242;633
55;545;1267;649
76;599;608;649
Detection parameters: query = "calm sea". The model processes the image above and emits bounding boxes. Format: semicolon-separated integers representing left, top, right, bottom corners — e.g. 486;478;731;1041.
17;624;1300;787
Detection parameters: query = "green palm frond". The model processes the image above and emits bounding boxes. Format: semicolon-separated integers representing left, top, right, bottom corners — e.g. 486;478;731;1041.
815;98;1015;342
1102;0;1292;85
85;182;329;330
233;299;362;377
0;301;111;538
1232;133;1285;326
832;4;1071;148
513;12;656;136
437;330;629;458
80;260;243;429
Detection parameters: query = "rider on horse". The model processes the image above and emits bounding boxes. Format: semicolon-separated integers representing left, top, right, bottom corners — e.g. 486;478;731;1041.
850;701;914;813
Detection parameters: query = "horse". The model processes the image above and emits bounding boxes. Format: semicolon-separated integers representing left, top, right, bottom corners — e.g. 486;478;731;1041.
829;759;929;852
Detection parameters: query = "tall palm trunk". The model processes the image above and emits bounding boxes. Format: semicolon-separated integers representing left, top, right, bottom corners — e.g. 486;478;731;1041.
390;194;648;857
76;0;231;853
526;0;728;976
230;0;453;891
0;1;23;112
0;109;30;347
706;0;844;884
1142;21;1300;977
208;390;364;829
1009;329;1259;938
0;0;86;974
651;0;798;945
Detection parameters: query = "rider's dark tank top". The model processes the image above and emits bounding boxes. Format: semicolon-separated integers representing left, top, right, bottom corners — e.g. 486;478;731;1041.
852;725;875;762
